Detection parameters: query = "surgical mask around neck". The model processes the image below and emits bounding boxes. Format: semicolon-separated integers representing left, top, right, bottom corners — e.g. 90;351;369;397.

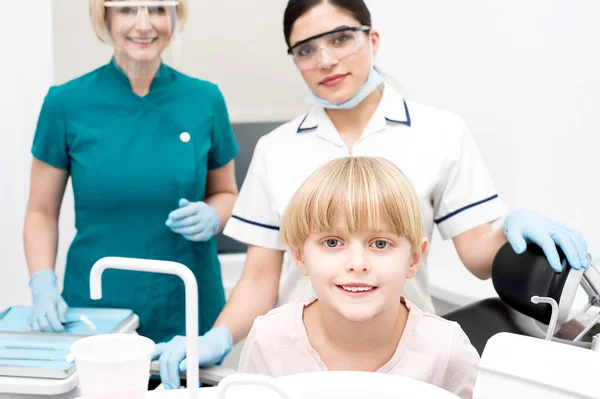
305;67;384;110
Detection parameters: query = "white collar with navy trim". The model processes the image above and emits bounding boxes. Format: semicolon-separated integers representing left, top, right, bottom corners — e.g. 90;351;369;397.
296;83;411;134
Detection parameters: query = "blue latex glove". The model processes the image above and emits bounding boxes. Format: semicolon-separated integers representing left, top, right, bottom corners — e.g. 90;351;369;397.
28;270;69;332
151;327;233;390
165;198;220;242
504;209;589;272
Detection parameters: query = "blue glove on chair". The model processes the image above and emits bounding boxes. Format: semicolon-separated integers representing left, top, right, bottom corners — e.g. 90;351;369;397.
166;198;220;242
504;209;589;272
28;270;69;332
152;327;233;390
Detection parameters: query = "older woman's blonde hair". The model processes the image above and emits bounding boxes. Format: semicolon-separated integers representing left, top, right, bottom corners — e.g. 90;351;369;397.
89;0;188;44
281;156;423;252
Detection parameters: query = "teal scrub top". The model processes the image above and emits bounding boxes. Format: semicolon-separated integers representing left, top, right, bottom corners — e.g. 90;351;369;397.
31;59;239;344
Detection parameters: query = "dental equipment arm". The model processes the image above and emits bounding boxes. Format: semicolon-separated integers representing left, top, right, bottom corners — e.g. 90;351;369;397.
572;262;600;342
581;261;600;307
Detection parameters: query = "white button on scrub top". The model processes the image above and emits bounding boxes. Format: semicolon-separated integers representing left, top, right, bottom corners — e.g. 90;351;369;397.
180;132;191;143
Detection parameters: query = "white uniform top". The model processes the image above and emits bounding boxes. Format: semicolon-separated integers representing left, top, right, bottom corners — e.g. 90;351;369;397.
223;83;507;313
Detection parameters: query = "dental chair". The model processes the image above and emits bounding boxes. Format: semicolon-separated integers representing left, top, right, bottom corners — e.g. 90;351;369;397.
444;243;600;398
444;242;600;355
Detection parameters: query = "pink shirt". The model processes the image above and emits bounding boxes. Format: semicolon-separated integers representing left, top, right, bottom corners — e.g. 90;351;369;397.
238;299;480;399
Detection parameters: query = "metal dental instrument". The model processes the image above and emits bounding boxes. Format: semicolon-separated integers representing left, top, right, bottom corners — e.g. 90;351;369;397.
4;345;59;351
0;355;57;361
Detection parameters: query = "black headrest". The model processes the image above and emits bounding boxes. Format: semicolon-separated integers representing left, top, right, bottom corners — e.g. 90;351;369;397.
492;242;572;324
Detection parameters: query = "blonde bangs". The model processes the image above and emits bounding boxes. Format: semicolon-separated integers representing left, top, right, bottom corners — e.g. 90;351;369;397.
281;157;423;251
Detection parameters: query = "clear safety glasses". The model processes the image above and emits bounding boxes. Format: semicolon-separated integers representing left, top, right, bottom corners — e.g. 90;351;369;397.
287;26;371;71
104;1;179;34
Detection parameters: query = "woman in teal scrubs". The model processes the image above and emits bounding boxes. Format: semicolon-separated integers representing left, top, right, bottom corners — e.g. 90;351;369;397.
23;0;238;354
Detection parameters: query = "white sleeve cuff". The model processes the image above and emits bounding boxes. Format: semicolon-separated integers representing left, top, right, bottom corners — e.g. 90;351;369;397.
223;215;287;251
435;195;508;240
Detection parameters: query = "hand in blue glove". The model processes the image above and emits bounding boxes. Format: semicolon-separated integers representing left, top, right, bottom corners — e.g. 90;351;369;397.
28;270;69;332
151;327;233;390
165;199;220;242
504;208;589;272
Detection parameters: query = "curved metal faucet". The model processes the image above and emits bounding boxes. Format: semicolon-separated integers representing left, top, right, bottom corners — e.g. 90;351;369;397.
90;257;199;399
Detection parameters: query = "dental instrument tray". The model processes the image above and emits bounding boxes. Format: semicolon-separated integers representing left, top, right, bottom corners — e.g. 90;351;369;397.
0;306;139;379
0;333;79;379
0;306;137;336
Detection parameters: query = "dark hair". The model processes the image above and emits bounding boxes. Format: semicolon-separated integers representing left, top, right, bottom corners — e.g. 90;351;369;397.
283;0;372;48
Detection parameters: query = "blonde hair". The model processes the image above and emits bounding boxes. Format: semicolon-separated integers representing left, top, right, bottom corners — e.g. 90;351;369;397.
281;157;423;252
89;0;189;44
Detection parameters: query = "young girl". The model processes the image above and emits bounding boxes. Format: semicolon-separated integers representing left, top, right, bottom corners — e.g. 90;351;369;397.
238;157;479;399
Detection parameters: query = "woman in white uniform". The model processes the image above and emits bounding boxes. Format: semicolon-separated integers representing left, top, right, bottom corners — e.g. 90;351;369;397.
155;0;589;386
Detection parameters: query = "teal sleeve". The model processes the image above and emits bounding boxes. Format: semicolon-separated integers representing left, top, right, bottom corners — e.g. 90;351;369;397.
31;87;69;170
208;86;239;170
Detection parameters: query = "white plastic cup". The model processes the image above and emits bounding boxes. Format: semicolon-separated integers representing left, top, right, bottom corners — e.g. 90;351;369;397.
71;334;155;399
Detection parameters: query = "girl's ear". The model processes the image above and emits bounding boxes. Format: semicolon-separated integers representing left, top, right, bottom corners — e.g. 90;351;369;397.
291;246;309;276
407;238;428;279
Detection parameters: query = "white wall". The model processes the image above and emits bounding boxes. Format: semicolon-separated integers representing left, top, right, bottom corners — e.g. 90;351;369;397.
0;3;56;309
366;0;600;301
